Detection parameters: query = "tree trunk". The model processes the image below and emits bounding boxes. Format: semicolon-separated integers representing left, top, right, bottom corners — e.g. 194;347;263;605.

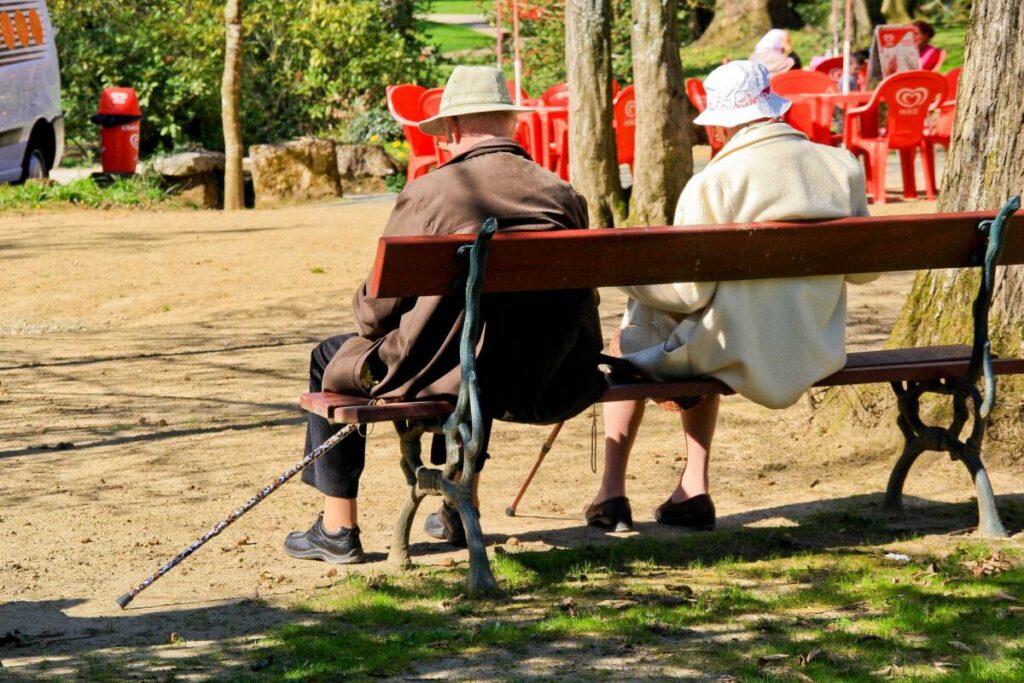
867;0;1024;445
630;0;692;226
222;0;245;211
698;0;772;47
566;0;625;228
852;0;873;43
880;0;911;24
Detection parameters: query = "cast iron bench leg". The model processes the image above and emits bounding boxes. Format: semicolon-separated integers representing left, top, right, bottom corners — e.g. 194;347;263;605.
389;421;430;569
884;198;1018;539
884;379;1008;538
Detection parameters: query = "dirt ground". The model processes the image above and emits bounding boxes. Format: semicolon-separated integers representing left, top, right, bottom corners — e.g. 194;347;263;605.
1;196;1021;679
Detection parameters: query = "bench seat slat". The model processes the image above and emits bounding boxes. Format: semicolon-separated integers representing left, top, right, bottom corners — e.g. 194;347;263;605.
300;346;1024;425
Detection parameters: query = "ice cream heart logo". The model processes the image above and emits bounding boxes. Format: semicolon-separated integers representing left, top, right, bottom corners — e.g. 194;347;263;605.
829;68;843;81
895;87;929;109
624;100;637;121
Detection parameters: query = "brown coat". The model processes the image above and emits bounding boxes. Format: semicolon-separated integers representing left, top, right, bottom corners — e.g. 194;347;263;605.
323;138;606;423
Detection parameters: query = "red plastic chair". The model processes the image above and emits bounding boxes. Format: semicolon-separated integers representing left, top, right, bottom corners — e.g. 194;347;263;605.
770;70;838;145
812;56;846;86
542;83;569;107
922;68;960;179
386;84;437;181
685;78;723;157
843;70;947;203
612;85;635;170
506;79;530;103
548;109;570;181
418;88;452;166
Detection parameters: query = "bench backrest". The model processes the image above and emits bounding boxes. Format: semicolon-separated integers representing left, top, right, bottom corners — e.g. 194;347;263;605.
368;210;1024;298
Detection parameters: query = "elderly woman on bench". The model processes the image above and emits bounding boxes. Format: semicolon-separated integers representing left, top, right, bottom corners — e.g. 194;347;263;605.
586;61;877;532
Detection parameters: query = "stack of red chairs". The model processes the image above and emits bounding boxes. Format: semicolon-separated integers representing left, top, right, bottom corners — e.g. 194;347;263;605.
922;67;960;176
612;85;636;171
770;70;838;145
386;84;438;181
844;70;947;203
685;77;723;157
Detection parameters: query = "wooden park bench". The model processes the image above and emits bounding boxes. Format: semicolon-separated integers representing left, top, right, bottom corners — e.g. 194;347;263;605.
301;197;1023;595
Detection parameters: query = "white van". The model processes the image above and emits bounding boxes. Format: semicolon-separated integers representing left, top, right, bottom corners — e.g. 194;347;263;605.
0;0;63;182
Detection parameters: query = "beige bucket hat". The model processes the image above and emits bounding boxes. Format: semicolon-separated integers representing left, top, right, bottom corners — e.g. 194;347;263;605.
418;65;533;136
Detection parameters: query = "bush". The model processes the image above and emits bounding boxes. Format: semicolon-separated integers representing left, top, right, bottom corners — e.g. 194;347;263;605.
49;0;438;155
345;109;404;144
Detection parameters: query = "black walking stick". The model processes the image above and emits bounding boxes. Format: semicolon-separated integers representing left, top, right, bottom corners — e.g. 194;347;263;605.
115;423;359;609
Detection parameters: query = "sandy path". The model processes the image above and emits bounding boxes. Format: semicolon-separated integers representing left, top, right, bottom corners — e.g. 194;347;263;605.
1;198;1018;678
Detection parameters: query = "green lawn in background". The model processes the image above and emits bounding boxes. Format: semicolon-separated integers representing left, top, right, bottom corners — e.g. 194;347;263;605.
418;20;494;54
234;502;1024;681
429;0;485;14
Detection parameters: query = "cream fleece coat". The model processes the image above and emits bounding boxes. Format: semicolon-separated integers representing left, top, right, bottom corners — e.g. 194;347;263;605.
619;122;877;409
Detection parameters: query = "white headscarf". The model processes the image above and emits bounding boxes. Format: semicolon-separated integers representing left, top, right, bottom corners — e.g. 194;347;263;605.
754;29;787;54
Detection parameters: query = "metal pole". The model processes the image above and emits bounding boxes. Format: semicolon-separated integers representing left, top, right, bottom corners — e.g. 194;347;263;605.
512;0;522;104
495;0;503;69
842;0;853;94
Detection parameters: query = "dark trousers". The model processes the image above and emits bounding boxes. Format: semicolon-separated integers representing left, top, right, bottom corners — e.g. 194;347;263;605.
300;334;488;499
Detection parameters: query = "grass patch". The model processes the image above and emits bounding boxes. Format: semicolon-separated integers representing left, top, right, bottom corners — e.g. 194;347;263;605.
428;0;484;14
0;175;172;210
418;20;494;54
244;501;1024;681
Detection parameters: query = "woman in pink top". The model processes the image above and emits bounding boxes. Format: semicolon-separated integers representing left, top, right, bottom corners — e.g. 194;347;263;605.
913;20;941;70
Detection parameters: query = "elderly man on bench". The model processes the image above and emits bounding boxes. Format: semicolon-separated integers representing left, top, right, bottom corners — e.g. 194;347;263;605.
587;61;878;532
284;66;606;564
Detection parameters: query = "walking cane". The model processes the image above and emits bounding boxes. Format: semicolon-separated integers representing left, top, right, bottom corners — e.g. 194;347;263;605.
115;423;359;609
505;421;564;516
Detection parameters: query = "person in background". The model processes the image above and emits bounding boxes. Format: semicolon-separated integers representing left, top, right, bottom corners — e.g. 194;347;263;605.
843;50;870;92
584;61;877;533
912;20;942;70
749;29;801;76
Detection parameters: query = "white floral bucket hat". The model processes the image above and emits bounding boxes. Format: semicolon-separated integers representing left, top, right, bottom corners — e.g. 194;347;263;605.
693;60;791;128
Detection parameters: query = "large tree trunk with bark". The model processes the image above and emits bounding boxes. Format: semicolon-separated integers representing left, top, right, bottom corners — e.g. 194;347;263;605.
222;0;245;211
821;0;1024;450
566;0;625;228
698;0;772;47
630;0;692;226
852;0;873;43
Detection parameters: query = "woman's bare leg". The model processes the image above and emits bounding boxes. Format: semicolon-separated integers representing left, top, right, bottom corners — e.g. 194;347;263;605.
591;399;646;505
669;395;720;503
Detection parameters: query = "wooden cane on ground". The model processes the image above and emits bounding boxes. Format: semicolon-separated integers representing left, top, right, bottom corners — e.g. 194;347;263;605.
505;421;564;516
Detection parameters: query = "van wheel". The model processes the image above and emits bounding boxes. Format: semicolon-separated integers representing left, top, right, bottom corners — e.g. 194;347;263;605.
22;144;49;182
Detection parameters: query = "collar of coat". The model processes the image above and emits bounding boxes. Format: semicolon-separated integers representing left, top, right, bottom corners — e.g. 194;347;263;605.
445;137;533;166
709;121;809;166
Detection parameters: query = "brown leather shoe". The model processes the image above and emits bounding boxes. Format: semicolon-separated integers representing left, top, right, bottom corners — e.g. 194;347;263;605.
654;494;716;530
585;496;633;532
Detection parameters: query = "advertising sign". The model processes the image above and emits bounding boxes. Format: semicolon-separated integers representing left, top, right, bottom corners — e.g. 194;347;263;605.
868;25;920;82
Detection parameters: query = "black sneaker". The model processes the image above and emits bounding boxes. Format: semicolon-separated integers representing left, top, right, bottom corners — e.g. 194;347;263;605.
283;513;366;564
423;501;470;548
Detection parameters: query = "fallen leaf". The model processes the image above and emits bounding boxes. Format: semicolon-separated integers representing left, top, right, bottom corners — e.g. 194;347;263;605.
996;590;1018;602
506;536;521;547
80;538;92;544
757;654;789;667
442;558;456;569
439;594;464;611
557;597;578;617
596;598;638;610
168;631;181;644
797;648;822;666
949;640;972;653
324;568;337;578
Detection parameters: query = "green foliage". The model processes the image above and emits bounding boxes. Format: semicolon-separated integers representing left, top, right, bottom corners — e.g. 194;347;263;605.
346;109;404;144
49;0;438;155
417;20;495;53
0;175;171;210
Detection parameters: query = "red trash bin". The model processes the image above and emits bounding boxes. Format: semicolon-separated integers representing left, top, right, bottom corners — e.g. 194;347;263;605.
91;87;143;175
